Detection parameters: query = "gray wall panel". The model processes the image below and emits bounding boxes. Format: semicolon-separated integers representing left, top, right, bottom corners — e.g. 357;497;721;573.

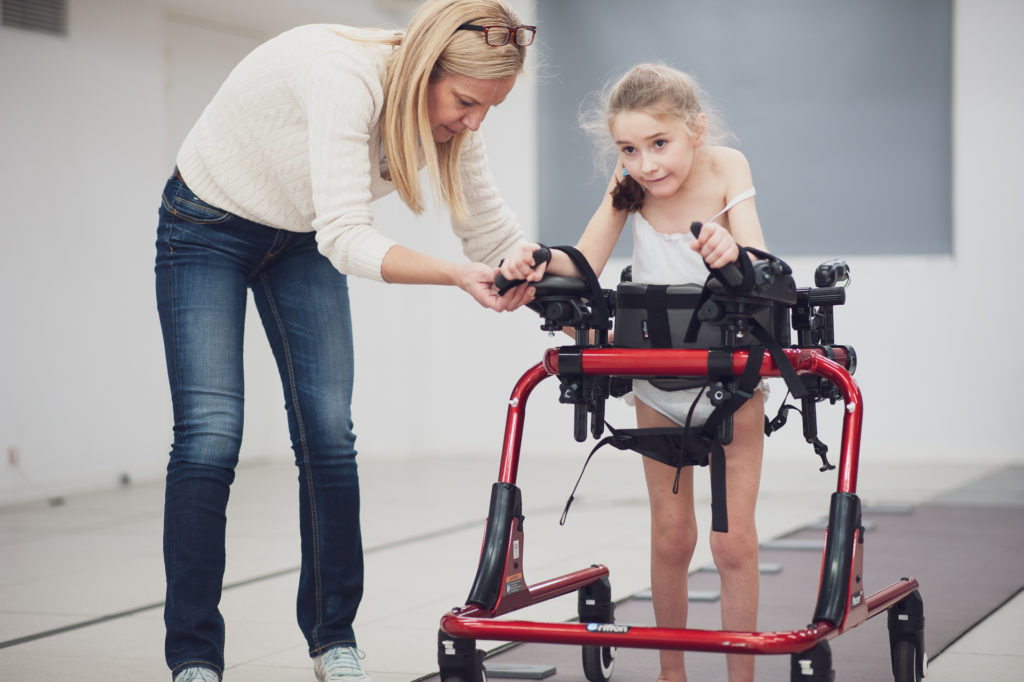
538;0;951;257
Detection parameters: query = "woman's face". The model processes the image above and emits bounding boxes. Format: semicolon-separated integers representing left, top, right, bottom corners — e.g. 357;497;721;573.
426;73;517;142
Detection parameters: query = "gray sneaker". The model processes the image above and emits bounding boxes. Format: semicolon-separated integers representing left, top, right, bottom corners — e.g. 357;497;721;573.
314;646;370;681
173;667;220;682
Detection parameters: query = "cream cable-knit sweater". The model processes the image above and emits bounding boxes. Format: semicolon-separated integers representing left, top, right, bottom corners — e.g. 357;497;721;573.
176;24;524;282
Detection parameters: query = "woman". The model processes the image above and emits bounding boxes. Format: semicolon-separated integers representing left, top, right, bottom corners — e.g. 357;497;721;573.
155;2;537;680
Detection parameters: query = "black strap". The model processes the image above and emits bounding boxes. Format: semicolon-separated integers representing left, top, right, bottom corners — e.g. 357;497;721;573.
698;244;756;293
701;346;765;437
749;319;808;399
685;246;793;344
617;289;706;309
697;346;765;533
559;440;602;525
709;441;728;533
707;349;734;377
747;246;792;276
558;415;735;531
645;285;673;347
683;276;714;344
551;245;611;330
560;421;710;525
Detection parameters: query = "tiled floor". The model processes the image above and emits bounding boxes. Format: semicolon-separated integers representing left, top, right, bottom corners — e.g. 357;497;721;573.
1;452;1021;681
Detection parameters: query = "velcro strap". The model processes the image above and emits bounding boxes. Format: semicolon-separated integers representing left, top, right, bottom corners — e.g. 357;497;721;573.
616;290;705;309
701;346;765;439
710;442;728;532
750;320;808;399
707;349;734;377
551;245;611;330
683;278;714;343
645;285;672;348
728;245;756;293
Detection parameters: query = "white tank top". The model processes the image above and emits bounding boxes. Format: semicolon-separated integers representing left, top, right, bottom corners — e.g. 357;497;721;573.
626;187;762;425
631;187;756;284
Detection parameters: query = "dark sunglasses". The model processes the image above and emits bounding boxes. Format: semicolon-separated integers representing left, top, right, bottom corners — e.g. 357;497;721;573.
456;23;536;47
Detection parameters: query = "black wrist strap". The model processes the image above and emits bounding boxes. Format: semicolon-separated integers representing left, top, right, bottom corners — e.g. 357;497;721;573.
550;245;612;330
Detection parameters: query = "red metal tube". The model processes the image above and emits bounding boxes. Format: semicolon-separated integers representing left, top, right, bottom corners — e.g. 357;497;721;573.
538;346;862;493
441;612;835;655
440;580;918;655
444;344;908;663
487;565;611;617
864;578;921;620
806;353;863;495
498;362;551;484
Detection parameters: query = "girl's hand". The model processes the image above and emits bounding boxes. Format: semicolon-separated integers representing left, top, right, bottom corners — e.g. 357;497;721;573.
690;221;740;269
497;242;549;285
454;261;535;312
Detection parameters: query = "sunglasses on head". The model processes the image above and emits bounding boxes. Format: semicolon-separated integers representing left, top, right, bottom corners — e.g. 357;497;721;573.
456;23;536;46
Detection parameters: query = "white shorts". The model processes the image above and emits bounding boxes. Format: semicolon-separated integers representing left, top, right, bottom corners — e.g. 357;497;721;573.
627;378;769;427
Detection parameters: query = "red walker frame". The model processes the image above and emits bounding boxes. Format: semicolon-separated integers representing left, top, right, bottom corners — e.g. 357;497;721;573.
438;343;923;678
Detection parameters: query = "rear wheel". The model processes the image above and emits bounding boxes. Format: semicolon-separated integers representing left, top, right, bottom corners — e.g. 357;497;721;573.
790;640;834;682
578;577;616;681
891;639;924;682
581;644;615;681
437;630;487;682
887;589;926;682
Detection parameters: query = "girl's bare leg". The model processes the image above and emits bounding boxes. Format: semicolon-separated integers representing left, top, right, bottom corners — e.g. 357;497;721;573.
637;399;697;682
711;391;765;682
638;391;765;682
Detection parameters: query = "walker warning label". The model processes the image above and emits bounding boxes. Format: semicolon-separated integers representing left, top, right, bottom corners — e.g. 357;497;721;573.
505;572;524;594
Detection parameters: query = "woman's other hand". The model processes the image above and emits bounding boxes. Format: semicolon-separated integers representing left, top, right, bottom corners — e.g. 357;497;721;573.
454;261;535;311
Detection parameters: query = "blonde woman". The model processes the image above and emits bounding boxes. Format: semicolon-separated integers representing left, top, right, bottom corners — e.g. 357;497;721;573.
156;2;536;680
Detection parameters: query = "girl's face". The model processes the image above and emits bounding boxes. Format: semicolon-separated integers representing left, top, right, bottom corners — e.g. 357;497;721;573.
612;110;706;200
426;73;517;143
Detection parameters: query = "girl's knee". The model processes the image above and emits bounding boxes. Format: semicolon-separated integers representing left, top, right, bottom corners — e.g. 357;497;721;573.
710;527;758;572
652;519;699;567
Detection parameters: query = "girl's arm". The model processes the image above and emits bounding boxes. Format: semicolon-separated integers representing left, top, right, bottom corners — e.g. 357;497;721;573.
576;171;630;276
720;149;767;251
498;171;629;283
692;148;767;268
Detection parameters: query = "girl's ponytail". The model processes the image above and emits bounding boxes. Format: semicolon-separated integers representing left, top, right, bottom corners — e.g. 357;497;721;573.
611;174;645;212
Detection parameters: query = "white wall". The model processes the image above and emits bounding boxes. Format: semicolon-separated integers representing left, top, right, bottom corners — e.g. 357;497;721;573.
0;0;1020;505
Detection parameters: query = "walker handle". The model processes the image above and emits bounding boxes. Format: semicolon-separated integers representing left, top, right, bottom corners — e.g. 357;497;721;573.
494;247;552;296
690;222;745;289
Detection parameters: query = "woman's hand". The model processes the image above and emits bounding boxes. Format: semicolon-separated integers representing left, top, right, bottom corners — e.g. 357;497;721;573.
380;245;535;311
454;261;535;312
690;221;740;269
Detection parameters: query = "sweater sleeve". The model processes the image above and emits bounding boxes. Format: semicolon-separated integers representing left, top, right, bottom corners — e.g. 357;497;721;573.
449;133;526;267
305;50;397;282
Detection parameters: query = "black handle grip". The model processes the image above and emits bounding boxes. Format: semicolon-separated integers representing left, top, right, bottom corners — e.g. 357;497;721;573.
806;286;846;307
494;247;552;296
814;259;850;287
690;221;745;289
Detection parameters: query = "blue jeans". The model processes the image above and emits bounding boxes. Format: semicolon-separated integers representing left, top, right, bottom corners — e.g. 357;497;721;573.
155;171;362;677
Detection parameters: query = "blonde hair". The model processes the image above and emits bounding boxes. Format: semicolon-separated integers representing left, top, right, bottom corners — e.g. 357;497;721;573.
353;0;528;218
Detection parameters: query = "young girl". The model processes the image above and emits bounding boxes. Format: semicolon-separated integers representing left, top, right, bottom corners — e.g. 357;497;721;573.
499;63;767;682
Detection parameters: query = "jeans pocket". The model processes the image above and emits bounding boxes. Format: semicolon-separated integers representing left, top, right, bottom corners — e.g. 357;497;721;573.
162;185;231;225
